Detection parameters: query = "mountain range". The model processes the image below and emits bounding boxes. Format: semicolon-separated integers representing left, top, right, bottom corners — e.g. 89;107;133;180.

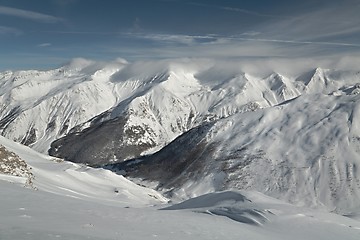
1;58;360;215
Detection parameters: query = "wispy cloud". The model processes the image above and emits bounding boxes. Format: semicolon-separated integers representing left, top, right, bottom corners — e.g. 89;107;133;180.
123;0;360;55
125;32;360;48
132;17;141;31
33;30;120;35
0;6;63;23
241;31;261;37
180;1;360;46
51;0;79;7
37;43;52;47
256;3;360;43
230;37;360;47
0;26;22;36
126;32;218;45
156;0;283;18
187;1;282;18
104;31;360;63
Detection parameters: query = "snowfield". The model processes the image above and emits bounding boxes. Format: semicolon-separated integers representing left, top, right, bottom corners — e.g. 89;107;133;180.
1;136;360;239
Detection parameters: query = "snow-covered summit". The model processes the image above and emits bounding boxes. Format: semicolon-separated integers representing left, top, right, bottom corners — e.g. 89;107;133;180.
2;59;360;166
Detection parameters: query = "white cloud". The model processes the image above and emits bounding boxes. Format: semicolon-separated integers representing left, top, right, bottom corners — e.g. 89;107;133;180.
120;1;360;61
36;30;119;35
0;26;22;35
132;17;141;31
256;3;360;43
37;43;52;47
231;37;360;47
0;6;63;23
241;31;261;36
126;33;218;45
119;32;360;60
187;2;280;18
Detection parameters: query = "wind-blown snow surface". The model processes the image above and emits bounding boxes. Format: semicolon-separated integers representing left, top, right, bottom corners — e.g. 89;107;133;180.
1;136;360;240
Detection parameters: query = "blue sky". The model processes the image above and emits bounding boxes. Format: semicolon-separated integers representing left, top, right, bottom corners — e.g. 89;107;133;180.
1;0;360;70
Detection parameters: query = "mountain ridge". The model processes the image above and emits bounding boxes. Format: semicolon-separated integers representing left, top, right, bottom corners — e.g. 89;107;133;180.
2;58;360;213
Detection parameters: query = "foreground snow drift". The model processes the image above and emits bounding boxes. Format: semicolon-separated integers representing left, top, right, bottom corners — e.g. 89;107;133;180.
1;181;360;240
162;191;272;225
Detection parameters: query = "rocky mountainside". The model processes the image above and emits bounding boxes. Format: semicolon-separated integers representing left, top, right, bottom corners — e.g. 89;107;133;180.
0;144;34;187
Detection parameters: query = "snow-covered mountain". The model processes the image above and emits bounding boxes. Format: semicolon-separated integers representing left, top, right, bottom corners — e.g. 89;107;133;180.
46;65;360;166
3;58;335;166
114;88;360;213
2;58;360;214
0;58;127;153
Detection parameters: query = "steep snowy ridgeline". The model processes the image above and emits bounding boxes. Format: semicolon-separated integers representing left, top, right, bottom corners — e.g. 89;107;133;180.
0;59;127;153
2;58;360;166
114;88;360;214
46;61;351;166
0;135;167;206
294;68;360;94
0;59;200;157
48;68;205;166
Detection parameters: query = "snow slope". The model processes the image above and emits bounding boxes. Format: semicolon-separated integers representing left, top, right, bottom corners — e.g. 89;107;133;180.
1;136;360;240
115;84;360;214
0;135;166;206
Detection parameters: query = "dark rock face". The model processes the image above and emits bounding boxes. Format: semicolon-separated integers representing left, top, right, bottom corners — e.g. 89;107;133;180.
0;106;21;130
107;123;217;189
49;116;155;167
21;128;37;146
